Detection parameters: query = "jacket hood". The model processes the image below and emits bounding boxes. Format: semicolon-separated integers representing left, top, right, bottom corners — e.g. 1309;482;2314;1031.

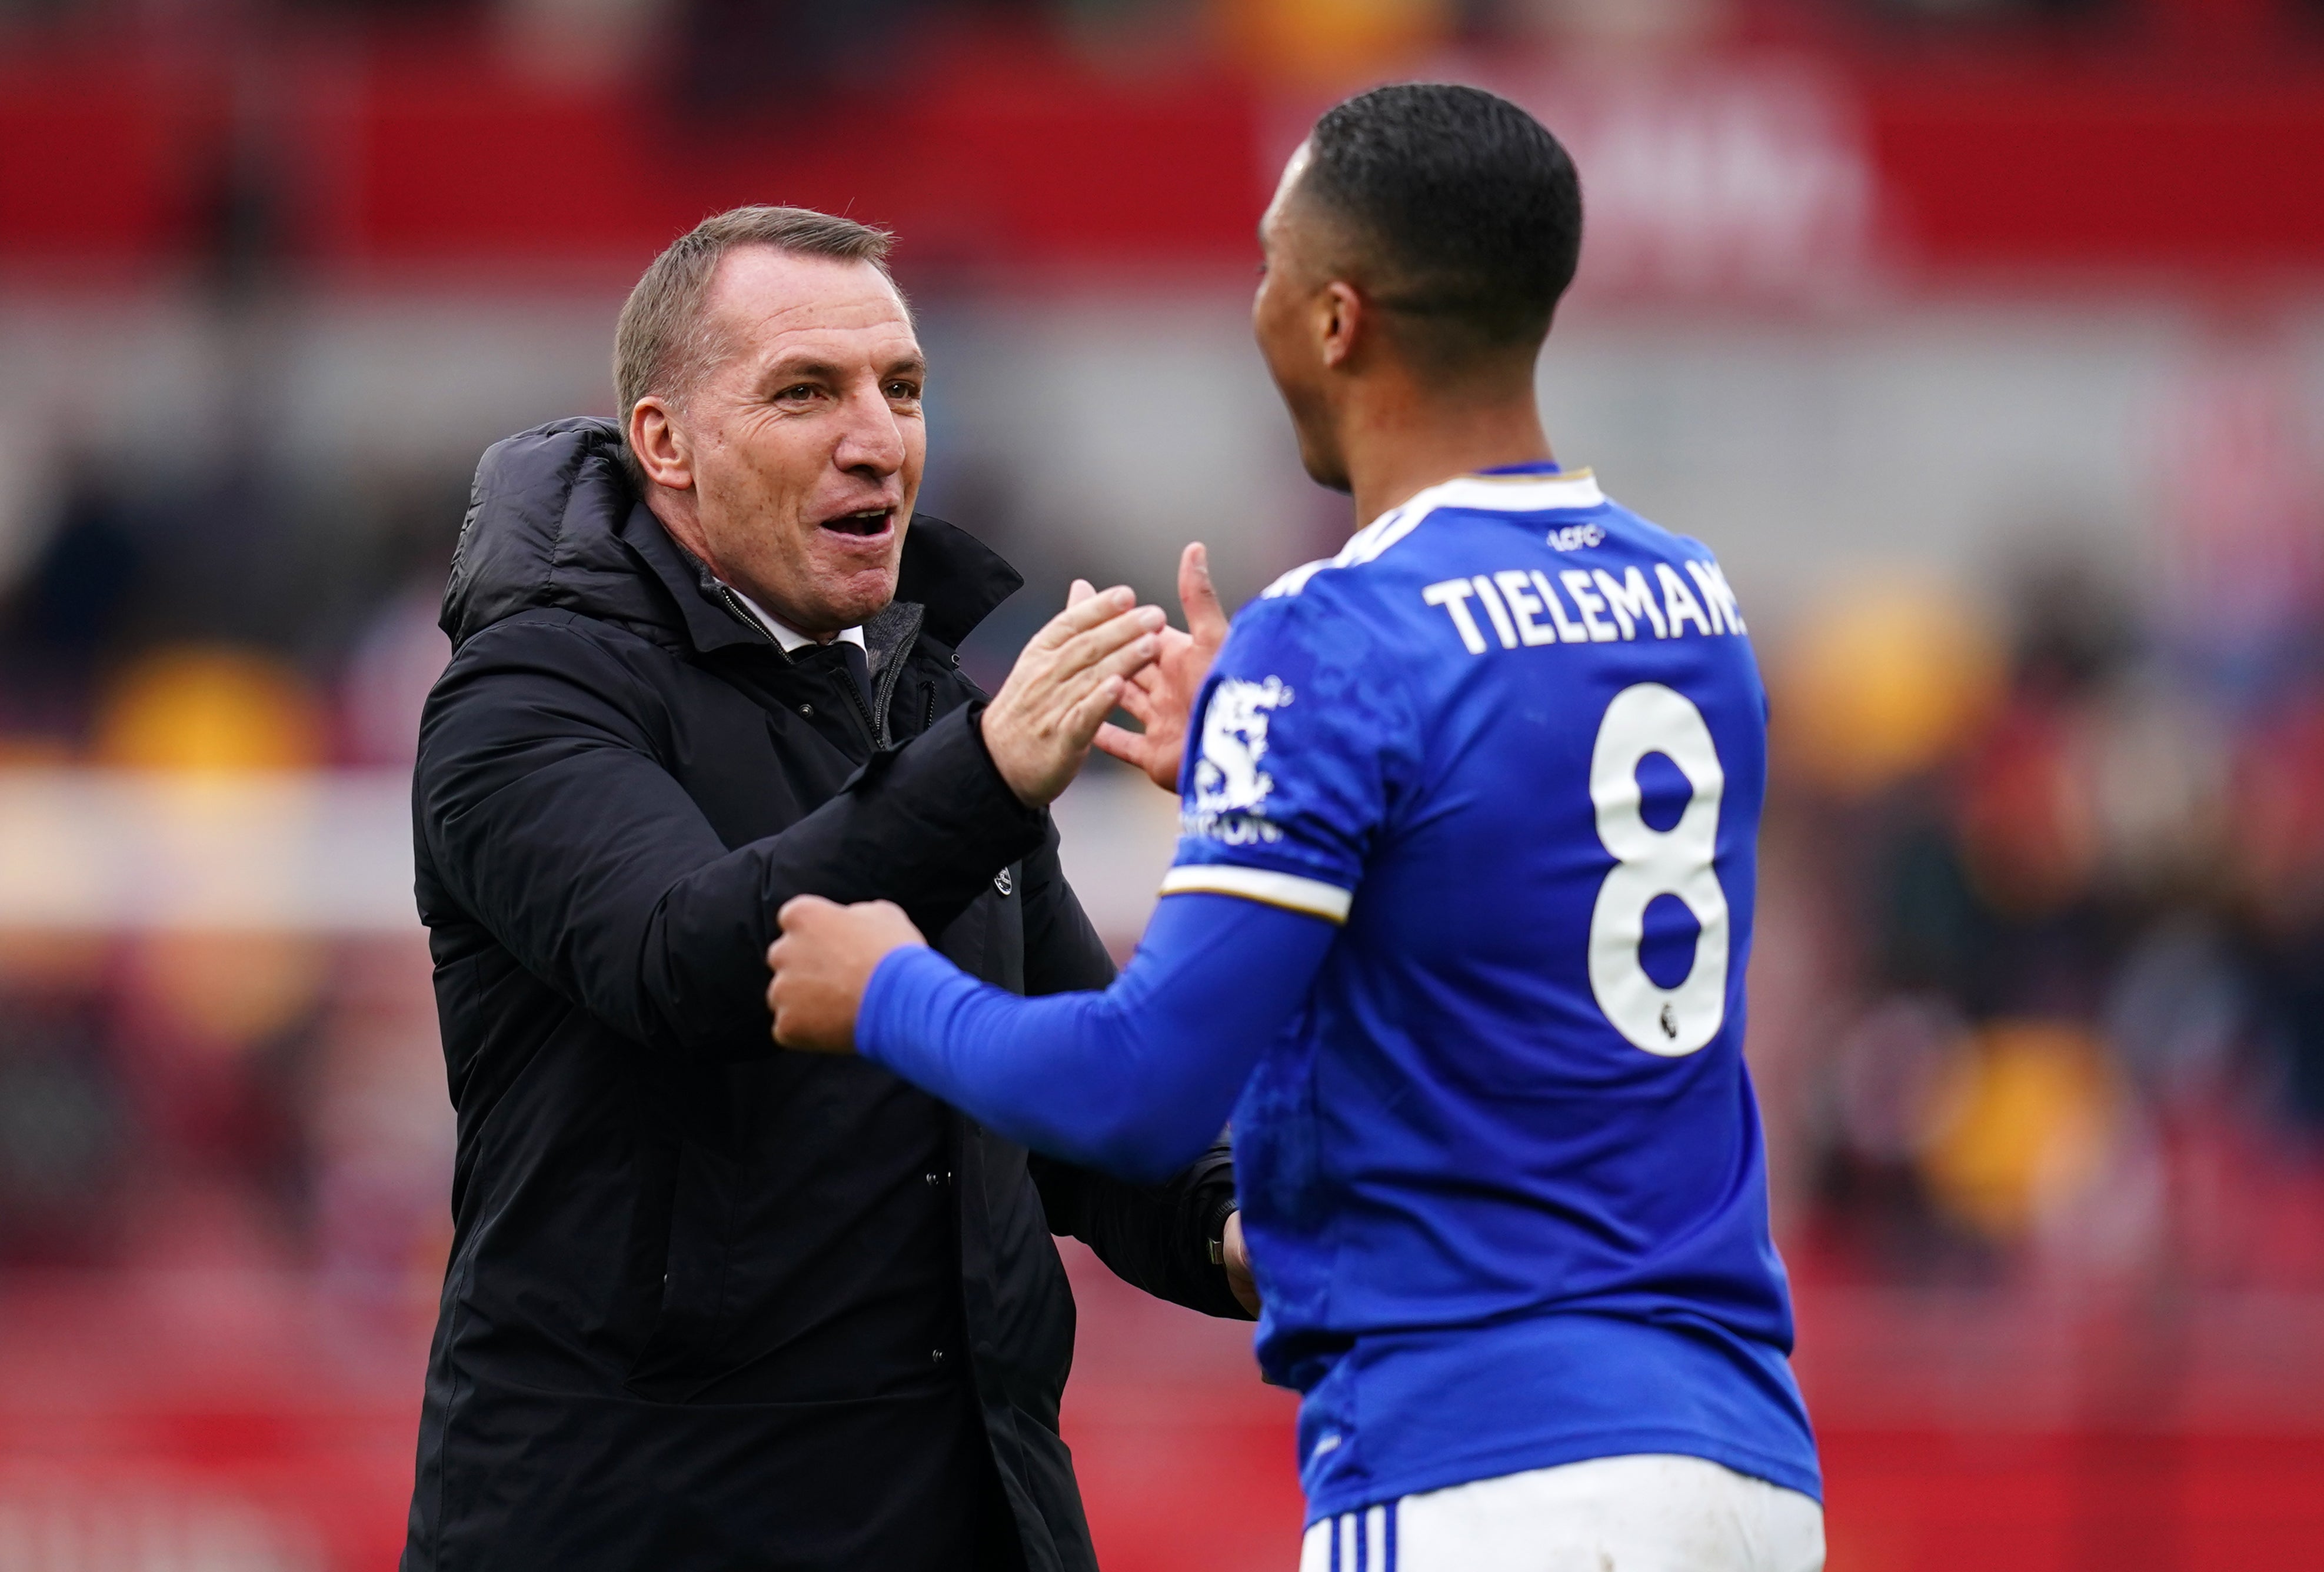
441;416;1024;655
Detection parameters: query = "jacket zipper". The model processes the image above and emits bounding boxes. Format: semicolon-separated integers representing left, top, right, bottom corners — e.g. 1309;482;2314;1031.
715;584;777;648
838;668;879;744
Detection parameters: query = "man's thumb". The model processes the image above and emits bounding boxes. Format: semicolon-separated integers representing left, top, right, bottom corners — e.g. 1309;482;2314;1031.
1180;543;1225;637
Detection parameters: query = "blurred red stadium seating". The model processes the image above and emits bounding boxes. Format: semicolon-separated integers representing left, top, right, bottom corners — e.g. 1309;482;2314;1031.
6;33;2324;286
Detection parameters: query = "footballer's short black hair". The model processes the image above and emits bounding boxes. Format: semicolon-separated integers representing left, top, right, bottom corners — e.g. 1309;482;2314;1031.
1298;83;1581;365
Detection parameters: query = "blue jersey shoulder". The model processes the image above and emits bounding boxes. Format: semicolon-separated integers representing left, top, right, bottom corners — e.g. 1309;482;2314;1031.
1242;471;1748;665
1177;469;1762;910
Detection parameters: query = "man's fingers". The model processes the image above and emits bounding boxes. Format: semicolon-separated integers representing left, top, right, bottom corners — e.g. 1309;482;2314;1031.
1050;605;1165;678
1032;584;1136;650
844;898;930;951
1067;578;1095;607
1093;721;1148;765
1026;638;1156;737
1093;631;1162;682
776;893;842;934
1115;681;1160;727
1063;674;1128;741
1178;542;1227;644
1048;621;1165;704
858;898;914;928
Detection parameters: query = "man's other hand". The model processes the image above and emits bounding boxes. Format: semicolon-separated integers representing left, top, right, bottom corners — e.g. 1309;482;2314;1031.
983;585;1166;807
1094;542;1227;792
768;896;928;1053
1222;1209;1261;1316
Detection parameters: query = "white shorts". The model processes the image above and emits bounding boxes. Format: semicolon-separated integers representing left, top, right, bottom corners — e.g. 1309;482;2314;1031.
1296;1453;1825;1572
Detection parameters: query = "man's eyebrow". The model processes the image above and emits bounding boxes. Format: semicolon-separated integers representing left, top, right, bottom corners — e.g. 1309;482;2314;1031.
758;355;844;387
756;353;926;386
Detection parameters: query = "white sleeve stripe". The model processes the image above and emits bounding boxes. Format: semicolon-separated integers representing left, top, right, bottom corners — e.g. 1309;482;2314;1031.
1158;865;1354;922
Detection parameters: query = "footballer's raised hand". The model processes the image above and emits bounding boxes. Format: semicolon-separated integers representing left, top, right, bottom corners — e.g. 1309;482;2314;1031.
1094;542;1228;792
982;583;1167;807
767;896;927;1053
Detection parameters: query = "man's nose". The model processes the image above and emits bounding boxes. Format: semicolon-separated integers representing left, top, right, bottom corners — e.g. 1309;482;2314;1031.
833;390;908;478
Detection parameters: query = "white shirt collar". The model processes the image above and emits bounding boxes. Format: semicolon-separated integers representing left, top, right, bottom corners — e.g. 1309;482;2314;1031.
728;587;867;655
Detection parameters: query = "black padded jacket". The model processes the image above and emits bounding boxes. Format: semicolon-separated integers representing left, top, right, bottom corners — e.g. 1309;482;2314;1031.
401;417;1246;1572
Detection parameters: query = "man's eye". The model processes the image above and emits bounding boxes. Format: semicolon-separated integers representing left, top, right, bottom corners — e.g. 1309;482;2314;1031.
887;382;921;401
778;384;820;402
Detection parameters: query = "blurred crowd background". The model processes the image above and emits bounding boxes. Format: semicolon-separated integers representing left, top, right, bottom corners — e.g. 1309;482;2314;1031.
5;0;2324;1568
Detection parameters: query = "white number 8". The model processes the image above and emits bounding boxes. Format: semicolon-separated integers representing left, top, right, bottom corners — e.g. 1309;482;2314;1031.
1588;684;1730;1057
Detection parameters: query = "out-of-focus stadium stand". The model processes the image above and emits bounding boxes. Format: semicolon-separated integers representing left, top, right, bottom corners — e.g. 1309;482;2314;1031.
5;1;2324;1567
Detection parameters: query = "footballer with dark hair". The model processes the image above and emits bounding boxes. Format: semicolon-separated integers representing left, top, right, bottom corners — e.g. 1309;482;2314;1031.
768;84;1824;1571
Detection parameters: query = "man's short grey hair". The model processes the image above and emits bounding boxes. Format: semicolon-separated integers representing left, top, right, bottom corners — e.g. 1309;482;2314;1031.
613;205;896;489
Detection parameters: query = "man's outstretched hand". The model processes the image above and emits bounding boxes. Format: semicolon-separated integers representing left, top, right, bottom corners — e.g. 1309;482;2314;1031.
1093;542;1228;792
983;584;1167;808
767;895;929;1054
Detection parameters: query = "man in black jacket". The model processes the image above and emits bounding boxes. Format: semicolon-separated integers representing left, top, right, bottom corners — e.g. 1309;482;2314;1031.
403;207;1252;1572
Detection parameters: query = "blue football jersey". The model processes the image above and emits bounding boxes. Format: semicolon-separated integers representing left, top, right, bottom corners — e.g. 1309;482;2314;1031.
1163;463;1819;1519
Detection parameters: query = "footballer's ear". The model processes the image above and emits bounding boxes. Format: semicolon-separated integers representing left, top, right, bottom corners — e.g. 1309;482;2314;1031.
1318;279;1364;370
628;396;694;492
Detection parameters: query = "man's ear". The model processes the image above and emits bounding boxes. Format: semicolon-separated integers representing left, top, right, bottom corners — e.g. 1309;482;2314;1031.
1317;281;1364;371
628;397;694;492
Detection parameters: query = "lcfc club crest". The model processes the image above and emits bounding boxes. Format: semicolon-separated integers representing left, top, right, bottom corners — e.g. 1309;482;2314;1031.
1189;677;1292;844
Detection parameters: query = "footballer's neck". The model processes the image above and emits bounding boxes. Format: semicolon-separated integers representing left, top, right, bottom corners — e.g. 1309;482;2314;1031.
1340;362;1554;532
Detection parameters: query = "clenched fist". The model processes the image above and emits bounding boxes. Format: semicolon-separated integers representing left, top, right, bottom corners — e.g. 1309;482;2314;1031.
766;895;929;1053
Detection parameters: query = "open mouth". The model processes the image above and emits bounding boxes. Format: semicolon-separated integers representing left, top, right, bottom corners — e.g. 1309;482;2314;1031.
821;508;894;538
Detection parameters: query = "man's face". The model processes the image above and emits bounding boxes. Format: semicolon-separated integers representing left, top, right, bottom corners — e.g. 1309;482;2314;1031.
1253;144;1351;493
667;247;925;634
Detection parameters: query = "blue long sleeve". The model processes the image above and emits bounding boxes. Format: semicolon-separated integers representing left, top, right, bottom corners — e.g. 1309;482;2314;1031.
857;892;1338;1183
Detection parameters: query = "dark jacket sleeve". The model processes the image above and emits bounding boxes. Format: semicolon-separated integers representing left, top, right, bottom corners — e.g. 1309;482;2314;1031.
1015;820;1253;1321
416;614;1046;1058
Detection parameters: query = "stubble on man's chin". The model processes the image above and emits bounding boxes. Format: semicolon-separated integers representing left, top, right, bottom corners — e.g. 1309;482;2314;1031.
820;583;899;630
781;553;903;633
823;519;910;624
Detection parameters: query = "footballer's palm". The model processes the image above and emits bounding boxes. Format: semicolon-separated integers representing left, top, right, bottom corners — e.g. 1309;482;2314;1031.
1094;542;1227;792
